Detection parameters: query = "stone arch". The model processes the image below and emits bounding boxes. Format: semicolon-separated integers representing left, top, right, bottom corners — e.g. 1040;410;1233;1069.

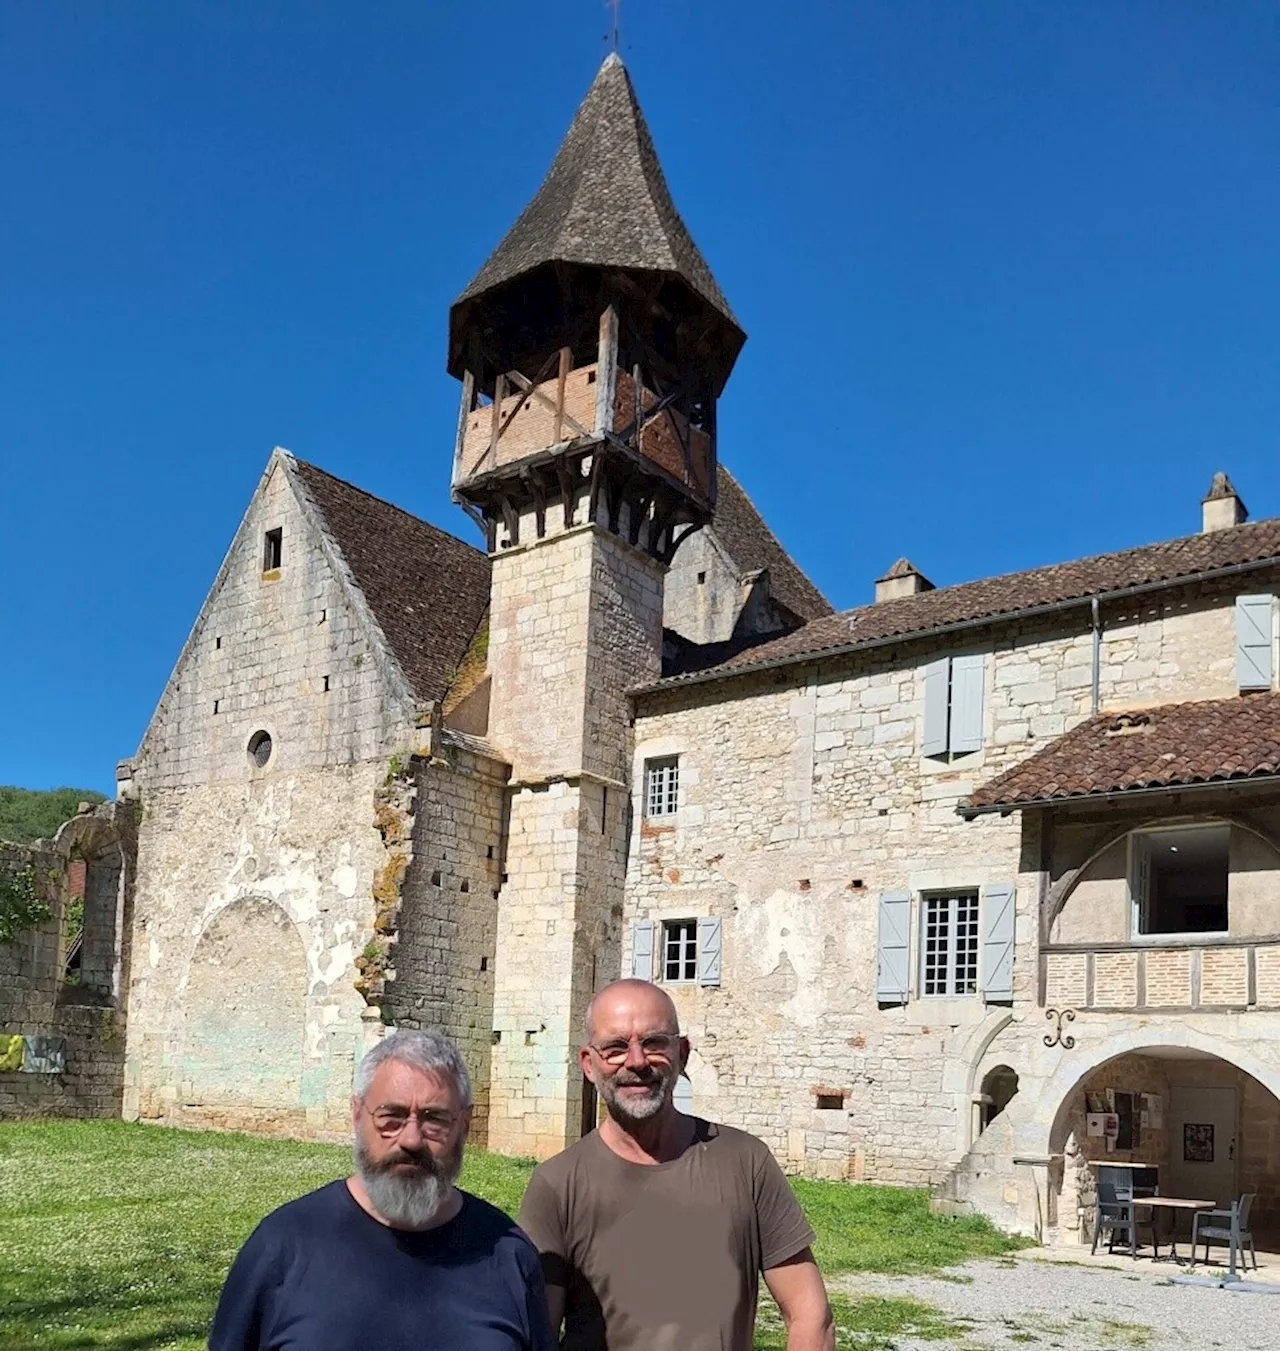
180;897;308;1111
54;807;129;1006
1041;1024;1280;1159
956;1008;1013;1151
1045;813;1280;938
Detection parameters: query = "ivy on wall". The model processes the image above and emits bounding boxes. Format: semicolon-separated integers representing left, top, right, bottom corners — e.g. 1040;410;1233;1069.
0;865;51;945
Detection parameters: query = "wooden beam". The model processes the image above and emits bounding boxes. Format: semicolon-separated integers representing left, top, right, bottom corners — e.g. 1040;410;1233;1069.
587;450;606;527
497;490;519;548
594;305;619;436
555;459;576;528
554;346;570;444
495;349;560;445
489;373;506;460
527;470;547;540
452;369;476;486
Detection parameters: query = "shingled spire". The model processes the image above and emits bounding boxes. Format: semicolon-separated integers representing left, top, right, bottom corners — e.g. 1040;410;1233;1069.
448;54;744;400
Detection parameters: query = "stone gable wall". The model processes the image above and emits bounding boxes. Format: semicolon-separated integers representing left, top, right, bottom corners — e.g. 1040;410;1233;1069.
135;459;413;793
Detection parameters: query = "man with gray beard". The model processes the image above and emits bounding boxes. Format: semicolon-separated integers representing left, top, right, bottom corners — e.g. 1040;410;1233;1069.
518;979;834;1351
210;1029;555;1351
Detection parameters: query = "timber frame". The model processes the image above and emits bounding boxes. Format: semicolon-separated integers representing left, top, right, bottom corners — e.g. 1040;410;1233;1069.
451;303;717;564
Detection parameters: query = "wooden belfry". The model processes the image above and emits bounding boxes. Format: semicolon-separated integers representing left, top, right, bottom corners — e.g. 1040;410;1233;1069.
447;54;745;562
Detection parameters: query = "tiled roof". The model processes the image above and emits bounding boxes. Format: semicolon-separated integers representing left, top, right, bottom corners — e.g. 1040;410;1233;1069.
291;459;491;707
455;55;738;330
713;465;832;621
964;692;1280;816
648;516;1280;690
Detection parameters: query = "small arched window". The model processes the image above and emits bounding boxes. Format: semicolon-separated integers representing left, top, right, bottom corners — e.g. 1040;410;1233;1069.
981;1065;1019;1129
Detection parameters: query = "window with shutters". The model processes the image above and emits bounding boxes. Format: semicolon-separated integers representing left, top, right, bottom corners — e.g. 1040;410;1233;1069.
920;891;980;996
644;757;680;818
662;919;698;982
922;654;986;758
1130;825;1228;936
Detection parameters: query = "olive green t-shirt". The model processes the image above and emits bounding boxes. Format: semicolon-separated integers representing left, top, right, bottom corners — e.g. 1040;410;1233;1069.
516;1118;816;1351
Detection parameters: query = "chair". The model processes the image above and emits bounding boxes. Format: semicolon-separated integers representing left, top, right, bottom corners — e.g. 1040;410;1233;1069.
1091;1180;1159;1258
1190;1194;1259;1271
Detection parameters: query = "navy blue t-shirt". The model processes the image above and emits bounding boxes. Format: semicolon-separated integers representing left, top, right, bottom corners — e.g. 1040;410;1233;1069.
210;1182;557;1351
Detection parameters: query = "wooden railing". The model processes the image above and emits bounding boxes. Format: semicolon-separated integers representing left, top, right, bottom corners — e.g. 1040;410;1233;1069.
1040;934;1280;1012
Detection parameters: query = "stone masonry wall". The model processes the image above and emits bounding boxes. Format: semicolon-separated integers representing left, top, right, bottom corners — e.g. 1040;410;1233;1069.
125;455;424;1137
0;836;128;1120
626;576;1279;1184
488;524;660;1159
125;764;392;1138
391;741;509;1144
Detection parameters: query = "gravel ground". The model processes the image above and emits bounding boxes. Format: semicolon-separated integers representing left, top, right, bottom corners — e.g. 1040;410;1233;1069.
831;1252;1280;1350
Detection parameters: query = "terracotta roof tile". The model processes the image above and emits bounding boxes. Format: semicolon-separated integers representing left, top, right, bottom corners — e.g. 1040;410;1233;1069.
651;516;1280;689
291;460;491;707
965;692;1280;814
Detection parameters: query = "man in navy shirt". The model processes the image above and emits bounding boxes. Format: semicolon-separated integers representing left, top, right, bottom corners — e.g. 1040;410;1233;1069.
210;1029;556;1351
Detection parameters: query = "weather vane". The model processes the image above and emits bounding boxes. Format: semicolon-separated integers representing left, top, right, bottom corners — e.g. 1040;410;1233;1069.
606;0;620;52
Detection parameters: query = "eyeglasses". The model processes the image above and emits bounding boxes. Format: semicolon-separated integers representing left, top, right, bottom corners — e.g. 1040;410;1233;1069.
368;1107;459;1140
588;1034;680;1067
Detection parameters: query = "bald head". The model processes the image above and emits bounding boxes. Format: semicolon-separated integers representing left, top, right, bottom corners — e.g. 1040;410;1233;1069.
583;979;680;1045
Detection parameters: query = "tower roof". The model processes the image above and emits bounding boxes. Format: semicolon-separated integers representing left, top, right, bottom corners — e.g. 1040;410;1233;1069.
457;54;737;325
449;55;744;393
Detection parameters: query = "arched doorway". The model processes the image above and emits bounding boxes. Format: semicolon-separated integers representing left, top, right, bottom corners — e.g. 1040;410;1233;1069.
980;1065;1019;1131
1047;1042;1280;1250
181;898;308;1113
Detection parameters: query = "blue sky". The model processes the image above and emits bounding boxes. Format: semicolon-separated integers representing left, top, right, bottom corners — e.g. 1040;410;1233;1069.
2;2;1277;794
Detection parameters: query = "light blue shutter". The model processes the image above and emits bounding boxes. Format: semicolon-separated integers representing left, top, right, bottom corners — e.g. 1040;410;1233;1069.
1236;595;1274;691
697;916;722;986
672;1075;694;1116
876;891;911;1003
630;920;655;980
949;654;986;753
922;658;950;756
980;883;1016;1001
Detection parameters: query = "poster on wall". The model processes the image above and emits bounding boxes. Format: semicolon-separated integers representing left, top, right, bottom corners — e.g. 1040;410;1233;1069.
1184;1123;1214;1163
1085;1092;1110;1114
1086;1113;1106;1138
1150;1095;1163;1130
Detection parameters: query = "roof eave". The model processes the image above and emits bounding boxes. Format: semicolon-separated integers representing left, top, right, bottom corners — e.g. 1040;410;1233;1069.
958;771;1280;821
633;551;1280;699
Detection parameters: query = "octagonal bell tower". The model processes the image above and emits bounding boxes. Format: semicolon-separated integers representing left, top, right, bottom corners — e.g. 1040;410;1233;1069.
449;54;743;1156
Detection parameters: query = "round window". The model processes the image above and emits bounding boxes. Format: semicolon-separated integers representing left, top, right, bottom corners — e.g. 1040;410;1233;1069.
247;730;273;769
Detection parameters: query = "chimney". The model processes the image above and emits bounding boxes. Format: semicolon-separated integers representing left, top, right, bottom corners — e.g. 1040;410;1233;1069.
1202;472;1248;533
875;558;934;603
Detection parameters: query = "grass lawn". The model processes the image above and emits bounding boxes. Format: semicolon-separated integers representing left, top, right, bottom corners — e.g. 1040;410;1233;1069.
0;1119;1025;1349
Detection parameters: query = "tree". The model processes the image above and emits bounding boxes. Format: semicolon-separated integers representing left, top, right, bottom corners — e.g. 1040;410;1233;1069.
0;786;107;845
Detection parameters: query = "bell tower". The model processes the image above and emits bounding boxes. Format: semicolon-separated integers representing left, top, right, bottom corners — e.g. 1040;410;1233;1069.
448;54;743;1157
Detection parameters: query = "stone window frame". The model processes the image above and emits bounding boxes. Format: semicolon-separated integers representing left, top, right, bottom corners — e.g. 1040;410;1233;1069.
246;723;280;776
919;889;981;998
660;917;698;983
643;756;680;819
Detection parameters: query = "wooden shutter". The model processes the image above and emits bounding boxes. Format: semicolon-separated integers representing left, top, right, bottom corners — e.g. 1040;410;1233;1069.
672;1074;694;1116
1128;835;1151;935
922;658;951;756
696;916;722;987
1236;595;1274;691
949;654;986;753
630;920;655;980
980;883;1016;1001
876;891;912;1003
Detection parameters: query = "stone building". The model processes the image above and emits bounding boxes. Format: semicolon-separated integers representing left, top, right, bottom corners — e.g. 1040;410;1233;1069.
5;55;1280;1245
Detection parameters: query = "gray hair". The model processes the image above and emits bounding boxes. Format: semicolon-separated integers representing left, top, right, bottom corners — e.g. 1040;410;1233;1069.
354;1028;473;1108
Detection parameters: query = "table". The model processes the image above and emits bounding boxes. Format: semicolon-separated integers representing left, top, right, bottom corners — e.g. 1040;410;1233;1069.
1131;1196;1217;1261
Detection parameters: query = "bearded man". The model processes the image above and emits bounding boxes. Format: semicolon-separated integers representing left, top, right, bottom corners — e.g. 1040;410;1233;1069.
210;1029;555;1351
518;979;834;1351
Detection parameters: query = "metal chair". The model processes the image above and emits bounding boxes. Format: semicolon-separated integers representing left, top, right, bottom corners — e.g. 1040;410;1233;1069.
1190;1194;1259;1272
1092;1179;1159;1258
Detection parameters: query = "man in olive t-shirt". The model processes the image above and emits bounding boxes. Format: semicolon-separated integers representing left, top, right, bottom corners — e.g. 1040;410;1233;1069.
518;980;834;1351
